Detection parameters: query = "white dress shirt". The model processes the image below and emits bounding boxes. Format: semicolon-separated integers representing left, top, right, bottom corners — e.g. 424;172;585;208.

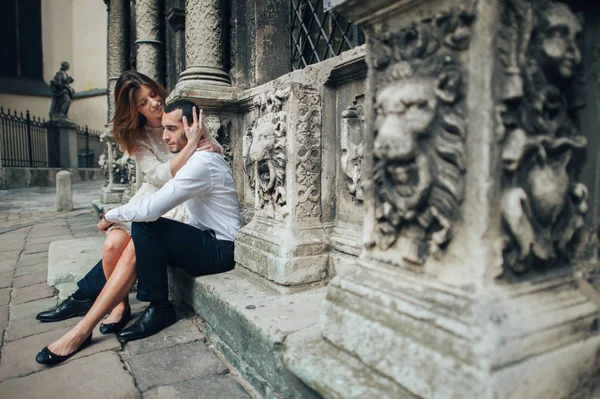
105;151;240;242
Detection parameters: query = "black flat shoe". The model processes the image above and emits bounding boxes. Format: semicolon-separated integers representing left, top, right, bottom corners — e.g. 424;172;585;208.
116;303;176;343
35;334;92;366
99;305;131;335
36;295;94;322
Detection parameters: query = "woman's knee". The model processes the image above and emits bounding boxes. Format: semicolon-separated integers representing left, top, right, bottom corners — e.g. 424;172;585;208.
103;230;130;259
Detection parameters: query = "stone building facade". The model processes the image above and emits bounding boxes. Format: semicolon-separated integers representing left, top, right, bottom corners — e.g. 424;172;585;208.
101;0;600;397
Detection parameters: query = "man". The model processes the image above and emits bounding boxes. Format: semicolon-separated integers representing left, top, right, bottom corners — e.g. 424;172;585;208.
37;100;240;342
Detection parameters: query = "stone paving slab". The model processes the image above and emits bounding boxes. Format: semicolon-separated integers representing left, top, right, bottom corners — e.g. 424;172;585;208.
0;272;14;289
0;306;8;334
144;375;251;399
126;341;229;393
0;325;121;382
14;262;47;277
13;271;47;288
127;318;205;356
47;237;104;289
0;351;140;399
27;227;73;239
6;298;83;342
26;234;74;246
0;289;10;306
0;238;25;253
11;282;54;305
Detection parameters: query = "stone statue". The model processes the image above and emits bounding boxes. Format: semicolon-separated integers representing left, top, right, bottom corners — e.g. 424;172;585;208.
49;61;75;119
340;99;365;202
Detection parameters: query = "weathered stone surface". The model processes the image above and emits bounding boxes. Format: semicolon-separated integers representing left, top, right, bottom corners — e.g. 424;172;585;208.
0;289;10;306
0;239;25;253
6;298;82;342
126;318;204;356
0;272;12;289
0;352;140;399
170;268;323;399
27;227;71;239
47;237;104;289
26;234;73;246
0;306;8;333
14;262;47;277
11;282;54;305
144;375;251;399
0;326;120;382
284;325;415;399
13;271;47;288
126;341;228;392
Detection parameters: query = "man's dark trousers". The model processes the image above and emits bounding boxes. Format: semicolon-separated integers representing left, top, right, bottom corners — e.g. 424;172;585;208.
132;217;234;302
76;218;235;302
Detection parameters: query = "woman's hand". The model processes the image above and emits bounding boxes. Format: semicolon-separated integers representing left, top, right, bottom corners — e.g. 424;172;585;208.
181;107;203;148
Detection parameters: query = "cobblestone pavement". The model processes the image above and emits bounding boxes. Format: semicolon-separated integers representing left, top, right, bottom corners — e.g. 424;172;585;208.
0;182;253;399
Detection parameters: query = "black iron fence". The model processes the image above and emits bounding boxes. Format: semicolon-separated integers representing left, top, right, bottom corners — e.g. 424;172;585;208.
0;107;103;168
0;107;58;167
291;0;364;71
76;125;103;168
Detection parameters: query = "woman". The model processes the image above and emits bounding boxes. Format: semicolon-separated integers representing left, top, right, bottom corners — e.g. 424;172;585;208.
35;71;218;365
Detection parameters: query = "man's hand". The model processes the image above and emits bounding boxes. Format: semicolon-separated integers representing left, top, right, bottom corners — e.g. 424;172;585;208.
181;107;203;148
98;211;114;232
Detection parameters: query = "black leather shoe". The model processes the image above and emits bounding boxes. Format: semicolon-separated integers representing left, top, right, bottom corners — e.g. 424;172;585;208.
116;303;176;343
99;305;131;335
36;295;94;322
35;334;92;365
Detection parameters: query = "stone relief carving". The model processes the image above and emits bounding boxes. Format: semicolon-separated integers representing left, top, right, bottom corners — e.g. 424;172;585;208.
243;89;290;217
205;115;233;165
341;97;365;202
295;90;322;220
366;3;474;265
498;0;587;274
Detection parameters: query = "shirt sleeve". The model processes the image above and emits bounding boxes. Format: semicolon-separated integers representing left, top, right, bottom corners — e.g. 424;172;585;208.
105;154;212;223
134;141;173;185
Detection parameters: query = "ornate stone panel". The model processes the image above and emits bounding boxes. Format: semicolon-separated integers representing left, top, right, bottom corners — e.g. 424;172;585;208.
498;0;588;274
366;2;475;265
135;0;163;83
243;88;290;219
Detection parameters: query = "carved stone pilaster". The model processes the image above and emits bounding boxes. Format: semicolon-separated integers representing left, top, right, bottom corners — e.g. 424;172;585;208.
135;0;163;83
235;83;328;289
179;0;230;86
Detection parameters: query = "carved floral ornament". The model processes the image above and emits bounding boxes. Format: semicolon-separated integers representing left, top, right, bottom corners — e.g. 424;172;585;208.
498;0;588;275
243;88;290;218
367;2;475;266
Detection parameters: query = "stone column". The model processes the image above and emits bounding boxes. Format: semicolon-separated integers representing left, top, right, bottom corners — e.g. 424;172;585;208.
121;0;164;203
179;0;230;86
135;0;163;83
284;0;600;398
99;0;130;205
234;83;329;291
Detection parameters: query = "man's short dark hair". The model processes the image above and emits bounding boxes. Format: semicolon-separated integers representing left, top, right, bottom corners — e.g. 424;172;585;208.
164;99;197;125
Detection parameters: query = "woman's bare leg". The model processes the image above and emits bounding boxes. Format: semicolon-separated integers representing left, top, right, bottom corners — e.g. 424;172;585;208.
47;241;137;356
101;228;132;324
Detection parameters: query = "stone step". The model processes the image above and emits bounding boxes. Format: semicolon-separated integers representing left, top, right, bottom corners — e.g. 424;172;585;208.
169;267;325;399
48;236;104;299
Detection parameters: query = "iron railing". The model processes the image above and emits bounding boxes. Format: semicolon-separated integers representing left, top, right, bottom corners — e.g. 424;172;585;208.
291;0;364;71
76;125;103;168
0;107;59;167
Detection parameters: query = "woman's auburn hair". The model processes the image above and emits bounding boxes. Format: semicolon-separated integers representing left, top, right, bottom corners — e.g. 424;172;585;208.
112;70;168;154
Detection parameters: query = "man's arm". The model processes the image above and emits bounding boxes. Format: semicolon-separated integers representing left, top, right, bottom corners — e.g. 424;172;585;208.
105;154;212;223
